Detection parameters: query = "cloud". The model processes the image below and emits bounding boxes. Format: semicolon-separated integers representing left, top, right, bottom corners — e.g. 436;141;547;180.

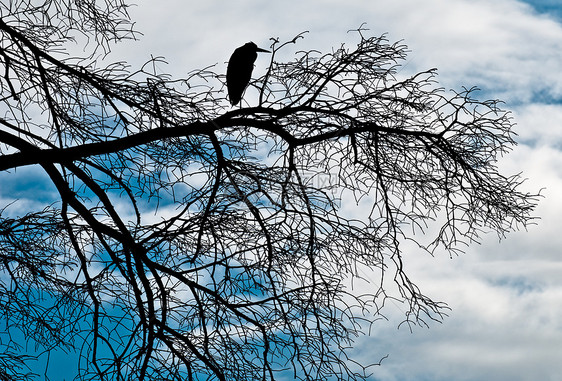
364;0;562;104
3;1;562;380
513;104;562;146
115;0;562;107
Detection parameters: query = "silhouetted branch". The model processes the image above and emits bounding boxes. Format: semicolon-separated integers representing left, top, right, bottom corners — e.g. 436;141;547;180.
0;3;540;381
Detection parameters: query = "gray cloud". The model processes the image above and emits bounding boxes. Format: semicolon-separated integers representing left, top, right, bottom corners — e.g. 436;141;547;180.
4;1;561;380
58;0;562;379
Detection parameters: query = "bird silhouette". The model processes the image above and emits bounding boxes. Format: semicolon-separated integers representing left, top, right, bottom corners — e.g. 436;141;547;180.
226;42;270;106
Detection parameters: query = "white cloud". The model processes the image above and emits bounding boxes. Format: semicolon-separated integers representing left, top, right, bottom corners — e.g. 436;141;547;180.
513;104;562;146
4;0;562;380
356;247;562;381
113;0;562;106
367;0;562;102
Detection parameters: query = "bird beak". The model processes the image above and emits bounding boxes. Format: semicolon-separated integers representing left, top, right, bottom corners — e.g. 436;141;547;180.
256;47;270;53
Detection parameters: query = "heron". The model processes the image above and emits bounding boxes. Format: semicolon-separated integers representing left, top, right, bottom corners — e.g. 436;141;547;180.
226;42;270;106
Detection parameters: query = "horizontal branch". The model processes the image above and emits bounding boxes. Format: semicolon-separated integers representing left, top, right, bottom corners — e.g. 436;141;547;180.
0;120;213;170
0;108;441;171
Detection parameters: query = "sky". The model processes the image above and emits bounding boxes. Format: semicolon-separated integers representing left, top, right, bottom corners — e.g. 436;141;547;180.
121;1;561;380
3;0;562;380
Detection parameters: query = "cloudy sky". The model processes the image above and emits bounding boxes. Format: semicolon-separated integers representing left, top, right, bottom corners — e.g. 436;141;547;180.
115;1;562;380
4;0;562;380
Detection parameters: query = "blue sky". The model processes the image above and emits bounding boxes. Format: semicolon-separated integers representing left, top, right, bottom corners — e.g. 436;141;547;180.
103;1;562;380
2;0;562;380
523;0;562;18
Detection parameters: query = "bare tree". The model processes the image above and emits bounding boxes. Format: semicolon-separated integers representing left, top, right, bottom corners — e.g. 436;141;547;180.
0;1;539;380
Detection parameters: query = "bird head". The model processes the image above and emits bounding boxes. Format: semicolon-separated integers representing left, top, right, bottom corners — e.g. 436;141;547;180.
246;41;270;54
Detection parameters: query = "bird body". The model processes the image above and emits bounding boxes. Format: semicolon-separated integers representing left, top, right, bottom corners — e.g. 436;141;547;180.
226;42;270;106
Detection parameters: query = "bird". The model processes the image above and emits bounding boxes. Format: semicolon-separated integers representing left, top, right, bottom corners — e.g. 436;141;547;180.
226;42;270;106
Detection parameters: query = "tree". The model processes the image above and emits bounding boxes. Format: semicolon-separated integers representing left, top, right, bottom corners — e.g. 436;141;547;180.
0;1;539;380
